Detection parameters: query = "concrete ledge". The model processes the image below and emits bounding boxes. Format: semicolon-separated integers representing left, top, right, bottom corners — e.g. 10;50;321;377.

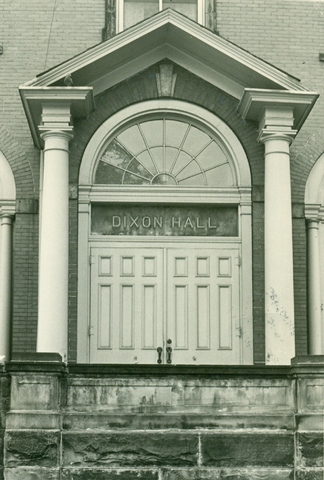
66;364;292;377
62;413;295;431
10;353;63;363
292;356;324;365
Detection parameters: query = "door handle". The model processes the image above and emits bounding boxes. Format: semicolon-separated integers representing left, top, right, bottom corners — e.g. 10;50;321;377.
166;346;172;364
157;347;163;364
166;339;172;364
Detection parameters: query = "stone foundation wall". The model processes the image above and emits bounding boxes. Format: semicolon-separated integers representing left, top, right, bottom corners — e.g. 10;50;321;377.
1;360;323;480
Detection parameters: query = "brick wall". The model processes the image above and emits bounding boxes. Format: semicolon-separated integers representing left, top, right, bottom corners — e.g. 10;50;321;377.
0;0;322;358
216;0;324;200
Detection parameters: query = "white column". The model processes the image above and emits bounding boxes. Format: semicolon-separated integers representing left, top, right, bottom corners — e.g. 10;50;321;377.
307;219;323;354
0;215;13;361
37;129;72;360
260;122;296;365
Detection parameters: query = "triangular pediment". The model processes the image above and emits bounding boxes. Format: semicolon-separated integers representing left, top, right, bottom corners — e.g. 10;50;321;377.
20;9;319;148
23;9;308;99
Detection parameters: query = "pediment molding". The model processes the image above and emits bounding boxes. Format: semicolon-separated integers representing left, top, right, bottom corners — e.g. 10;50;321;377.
23;10;309;96
19;10;318;148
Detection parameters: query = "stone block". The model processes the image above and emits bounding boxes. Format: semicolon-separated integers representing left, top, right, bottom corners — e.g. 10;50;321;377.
63;432;198;467
201;433;294;467
65;377;294;415
4;467;60;480
296;471;324;480
0;432;3;464
6;412;61;430
5;431;59;467
297;433;324;468
0;376;10;429
297;378;324;413
10;374;60;411
161;469;294;479
296;414;324;431
62;469;159;479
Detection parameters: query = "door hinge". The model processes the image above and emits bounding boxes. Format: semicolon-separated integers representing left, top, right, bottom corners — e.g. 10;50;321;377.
89;255;95;265
235;255;241;267
235;326;242;337
88;326;94;336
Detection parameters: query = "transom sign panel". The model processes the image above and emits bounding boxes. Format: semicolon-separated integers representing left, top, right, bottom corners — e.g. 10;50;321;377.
90;245;241;364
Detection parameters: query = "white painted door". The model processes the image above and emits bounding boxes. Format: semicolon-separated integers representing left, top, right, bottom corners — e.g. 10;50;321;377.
90;247;164;364
166;247;240;365
90;244;241;364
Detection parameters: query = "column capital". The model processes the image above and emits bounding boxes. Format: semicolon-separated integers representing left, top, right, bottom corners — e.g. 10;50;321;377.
258;106;297;144
39;128;74;143
305;204;322;221
0;215;14;225
38;103;74;146
258;128;297;145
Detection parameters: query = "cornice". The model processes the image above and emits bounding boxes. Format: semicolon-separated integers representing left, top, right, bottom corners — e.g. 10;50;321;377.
19;87;94;148
238;89;319;131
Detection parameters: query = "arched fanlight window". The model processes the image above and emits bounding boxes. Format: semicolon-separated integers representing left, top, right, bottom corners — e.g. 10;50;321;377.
94;117;235;187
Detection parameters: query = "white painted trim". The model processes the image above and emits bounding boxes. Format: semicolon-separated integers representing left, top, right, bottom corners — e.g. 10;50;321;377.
19;87;94;149
238;89;318;133
79;186;250;205
77;203;91;363
77;100;253;364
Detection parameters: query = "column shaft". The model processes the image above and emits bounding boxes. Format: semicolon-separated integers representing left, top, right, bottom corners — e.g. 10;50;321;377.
0;216;13;361
263;135;295;364
37;131;72;359
307;220;322;354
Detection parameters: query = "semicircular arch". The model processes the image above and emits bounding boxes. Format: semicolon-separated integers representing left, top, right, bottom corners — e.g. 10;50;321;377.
0;149;16;214
79;100;251;188
305;152;324;206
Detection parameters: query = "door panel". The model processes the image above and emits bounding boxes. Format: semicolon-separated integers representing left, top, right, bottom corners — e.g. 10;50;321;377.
90;247;164;363
166;248;240;364
90;244;241;364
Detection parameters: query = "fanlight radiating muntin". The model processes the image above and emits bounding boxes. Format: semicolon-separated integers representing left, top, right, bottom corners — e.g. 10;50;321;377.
94;117;235;186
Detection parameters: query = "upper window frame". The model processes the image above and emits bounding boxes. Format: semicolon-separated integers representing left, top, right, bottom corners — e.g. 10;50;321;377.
116;0;205;32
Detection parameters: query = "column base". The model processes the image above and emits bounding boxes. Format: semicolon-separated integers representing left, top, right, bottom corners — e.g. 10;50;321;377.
291;355;324;365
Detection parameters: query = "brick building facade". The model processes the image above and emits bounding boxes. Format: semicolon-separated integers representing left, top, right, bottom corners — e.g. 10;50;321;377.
0;1;323;478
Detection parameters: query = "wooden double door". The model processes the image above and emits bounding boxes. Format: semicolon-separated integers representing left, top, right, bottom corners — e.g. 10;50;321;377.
90;242;241;364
